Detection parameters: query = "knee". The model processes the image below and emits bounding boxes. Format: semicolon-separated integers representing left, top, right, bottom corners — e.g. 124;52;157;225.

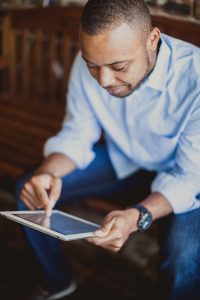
159;214;200;279
160;245;200;286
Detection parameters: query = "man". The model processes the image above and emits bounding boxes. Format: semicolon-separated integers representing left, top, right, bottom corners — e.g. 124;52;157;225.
16;0;200;299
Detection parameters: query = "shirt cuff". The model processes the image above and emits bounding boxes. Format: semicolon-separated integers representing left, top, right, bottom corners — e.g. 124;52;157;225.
151;172;200;214
43;136;95;169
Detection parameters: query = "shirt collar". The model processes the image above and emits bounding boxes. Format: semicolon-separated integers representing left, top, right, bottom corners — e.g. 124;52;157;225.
144;34;171;92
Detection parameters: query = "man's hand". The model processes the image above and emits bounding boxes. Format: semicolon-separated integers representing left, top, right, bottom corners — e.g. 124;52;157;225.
20;174;62;216
87;208;140;252
87;192;173;252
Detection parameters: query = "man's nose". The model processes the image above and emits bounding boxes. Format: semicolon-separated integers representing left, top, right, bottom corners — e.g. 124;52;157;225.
98;67;115;88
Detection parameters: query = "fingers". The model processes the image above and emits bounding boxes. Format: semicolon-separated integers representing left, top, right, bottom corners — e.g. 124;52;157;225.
88;228;124;252
94;217;117;237
87;211;131;252
49;177;62;207
35;185;51;215
87;217;121;251
29;177;49;209
20;174;61;213
20;185;39;210
45;177;62;216
20;190;35;210
21;182;42;208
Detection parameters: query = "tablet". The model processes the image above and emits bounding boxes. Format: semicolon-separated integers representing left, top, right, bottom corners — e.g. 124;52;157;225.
0;210;100;241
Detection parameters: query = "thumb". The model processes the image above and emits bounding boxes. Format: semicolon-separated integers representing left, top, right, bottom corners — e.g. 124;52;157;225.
94;217;117;237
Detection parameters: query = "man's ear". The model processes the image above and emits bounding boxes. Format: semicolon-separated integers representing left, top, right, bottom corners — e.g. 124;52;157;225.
147;27;160;51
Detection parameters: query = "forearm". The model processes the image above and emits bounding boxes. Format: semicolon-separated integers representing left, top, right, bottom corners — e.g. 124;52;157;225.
34;153;77;178
140;192;173;221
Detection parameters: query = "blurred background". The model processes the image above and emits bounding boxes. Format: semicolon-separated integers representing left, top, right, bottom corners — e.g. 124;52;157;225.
0;0;199;19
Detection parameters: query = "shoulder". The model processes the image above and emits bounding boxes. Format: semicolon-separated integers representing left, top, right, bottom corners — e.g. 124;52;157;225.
162;34;200;75
161;34;200;88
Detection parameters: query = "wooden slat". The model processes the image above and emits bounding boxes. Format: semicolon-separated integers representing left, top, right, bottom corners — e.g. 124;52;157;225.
0;127;44;151
2;15;11;57
1;16;12;94
0;161;23;179
61;34;74;101
11;6;82;38
0;98;65;119
49;33;57;102
0;116;55;139
22;30;31;96
34;30;44;99
0;105;62;130
0;144;41;168
0;133;43;159
10;30;18;95
0;56;9;69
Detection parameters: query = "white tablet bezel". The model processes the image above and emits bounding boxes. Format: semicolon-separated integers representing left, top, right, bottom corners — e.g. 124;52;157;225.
0;210;100;241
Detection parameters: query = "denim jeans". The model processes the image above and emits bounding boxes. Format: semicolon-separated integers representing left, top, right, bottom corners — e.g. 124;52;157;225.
16;143;200;299
156;209;200;300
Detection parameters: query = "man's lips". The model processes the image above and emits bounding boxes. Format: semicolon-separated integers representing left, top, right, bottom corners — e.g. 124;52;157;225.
106;86;126;94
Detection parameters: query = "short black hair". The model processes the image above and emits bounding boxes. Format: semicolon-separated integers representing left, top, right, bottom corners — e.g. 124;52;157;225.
81;0;151;37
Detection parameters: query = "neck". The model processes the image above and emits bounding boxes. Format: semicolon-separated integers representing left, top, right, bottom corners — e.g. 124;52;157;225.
147;39;161;77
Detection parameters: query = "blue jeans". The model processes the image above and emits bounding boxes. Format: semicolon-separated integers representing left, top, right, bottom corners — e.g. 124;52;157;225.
16;143;200;299
156;209;200;300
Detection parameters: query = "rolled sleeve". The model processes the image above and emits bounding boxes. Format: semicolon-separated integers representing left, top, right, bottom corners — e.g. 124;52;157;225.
151;100;200;213
44;134;96;169
44;52;101;169
151;171;200;213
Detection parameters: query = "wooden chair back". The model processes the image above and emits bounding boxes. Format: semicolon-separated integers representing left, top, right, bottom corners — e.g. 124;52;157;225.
152;15;200;47
1;6;82;103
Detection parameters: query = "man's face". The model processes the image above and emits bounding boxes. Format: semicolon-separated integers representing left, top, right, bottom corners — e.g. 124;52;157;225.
80;23;160;98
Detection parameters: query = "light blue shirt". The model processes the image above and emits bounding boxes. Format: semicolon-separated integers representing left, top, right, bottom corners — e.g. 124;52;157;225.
44;34;200;214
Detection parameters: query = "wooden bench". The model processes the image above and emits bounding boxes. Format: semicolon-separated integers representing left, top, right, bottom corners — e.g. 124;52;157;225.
0;6;199;199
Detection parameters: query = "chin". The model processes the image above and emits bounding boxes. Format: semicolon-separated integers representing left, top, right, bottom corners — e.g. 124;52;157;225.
107;87;134;98
111;89;135;98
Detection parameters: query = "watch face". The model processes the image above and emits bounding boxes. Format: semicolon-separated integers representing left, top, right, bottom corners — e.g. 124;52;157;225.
138;212;152;231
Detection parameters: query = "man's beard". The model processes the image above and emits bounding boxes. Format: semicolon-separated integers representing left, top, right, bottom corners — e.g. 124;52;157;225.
110;52;153;99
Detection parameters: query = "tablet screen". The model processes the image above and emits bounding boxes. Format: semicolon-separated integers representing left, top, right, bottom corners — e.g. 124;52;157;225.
14;211;99;235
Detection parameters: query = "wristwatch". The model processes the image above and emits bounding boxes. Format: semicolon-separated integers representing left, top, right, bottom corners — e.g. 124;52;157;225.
131;204;152;232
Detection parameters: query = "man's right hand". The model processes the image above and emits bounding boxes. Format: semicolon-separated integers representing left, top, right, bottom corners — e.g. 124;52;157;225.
20;174;62;216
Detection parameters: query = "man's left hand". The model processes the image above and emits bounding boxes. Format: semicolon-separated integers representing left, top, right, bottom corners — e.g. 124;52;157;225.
87;208;140;252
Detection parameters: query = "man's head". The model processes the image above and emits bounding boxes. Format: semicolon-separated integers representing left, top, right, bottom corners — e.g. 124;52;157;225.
80;0;160;98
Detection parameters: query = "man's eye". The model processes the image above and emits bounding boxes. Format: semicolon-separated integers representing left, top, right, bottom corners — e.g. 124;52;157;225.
113;66;126;72
87;64;97;69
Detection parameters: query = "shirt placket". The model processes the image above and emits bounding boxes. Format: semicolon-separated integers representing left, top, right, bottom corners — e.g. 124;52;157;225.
125;95;145;165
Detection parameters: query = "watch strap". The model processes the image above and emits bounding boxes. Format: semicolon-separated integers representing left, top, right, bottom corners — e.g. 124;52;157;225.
131;204;152;232
132;204;149;214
